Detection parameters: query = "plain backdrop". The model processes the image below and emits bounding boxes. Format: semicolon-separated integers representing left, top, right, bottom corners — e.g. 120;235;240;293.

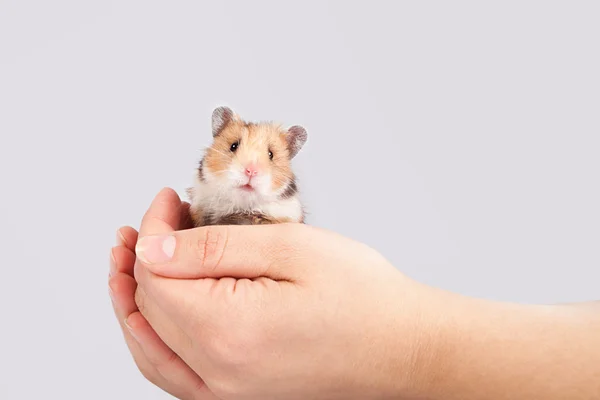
1;1;599;399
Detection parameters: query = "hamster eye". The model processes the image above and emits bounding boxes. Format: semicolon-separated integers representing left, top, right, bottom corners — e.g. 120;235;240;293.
230;141;239;152
268;150;273;160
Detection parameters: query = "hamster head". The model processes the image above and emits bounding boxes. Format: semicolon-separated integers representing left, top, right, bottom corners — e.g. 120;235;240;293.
198;106;307;205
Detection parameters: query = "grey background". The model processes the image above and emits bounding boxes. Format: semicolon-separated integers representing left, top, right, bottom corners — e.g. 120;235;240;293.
1;1;598;399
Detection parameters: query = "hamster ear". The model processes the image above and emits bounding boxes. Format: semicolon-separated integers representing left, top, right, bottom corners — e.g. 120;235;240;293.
212;106;235;137
286;125;307;159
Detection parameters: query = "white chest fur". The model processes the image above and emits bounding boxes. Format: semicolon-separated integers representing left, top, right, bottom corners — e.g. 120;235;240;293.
188;173;303;223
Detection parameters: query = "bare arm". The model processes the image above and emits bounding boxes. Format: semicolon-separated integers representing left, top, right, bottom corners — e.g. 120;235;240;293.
419;292;600;400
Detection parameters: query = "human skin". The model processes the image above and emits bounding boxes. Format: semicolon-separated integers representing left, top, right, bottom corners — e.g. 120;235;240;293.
109;188;600;400
109;212;212;399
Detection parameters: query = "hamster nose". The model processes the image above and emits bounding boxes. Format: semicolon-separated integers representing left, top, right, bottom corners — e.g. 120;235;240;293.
245;164;259;177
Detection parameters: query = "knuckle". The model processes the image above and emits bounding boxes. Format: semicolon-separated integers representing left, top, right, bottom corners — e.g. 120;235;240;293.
162;349;180;368
147;351;181;381
191;225;229;271
267;227;302;261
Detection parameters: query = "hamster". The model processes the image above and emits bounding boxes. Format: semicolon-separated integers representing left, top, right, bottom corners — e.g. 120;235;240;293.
186;106;308;227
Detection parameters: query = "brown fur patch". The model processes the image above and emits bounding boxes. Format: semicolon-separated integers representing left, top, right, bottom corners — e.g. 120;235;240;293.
192;206;304;227
279;179;298;199
189;205;204;228
207;211;298;226
197;160;205;181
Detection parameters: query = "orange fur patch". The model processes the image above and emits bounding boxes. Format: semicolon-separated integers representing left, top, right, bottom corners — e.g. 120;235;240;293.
204;120;293;191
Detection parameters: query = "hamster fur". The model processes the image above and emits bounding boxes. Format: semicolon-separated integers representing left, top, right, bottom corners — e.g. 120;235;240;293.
187;106;307;227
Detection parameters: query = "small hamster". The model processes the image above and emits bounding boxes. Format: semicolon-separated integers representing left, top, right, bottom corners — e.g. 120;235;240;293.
186;106;308;227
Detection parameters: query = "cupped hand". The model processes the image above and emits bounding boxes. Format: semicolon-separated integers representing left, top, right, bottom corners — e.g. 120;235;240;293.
130;188;445;400
108;201;218;399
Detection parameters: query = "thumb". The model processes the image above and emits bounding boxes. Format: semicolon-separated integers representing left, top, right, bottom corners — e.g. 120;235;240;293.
134;223;313;282
133;186;184;282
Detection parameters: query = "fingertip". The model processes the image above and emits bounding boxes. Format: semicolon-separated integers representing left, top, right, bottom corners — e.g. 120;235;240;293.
124;310;146;332
135;235;176;265
116;229;126;246
156;187;181;203
139;188;184;237
117;226;139;250
111;245;137;276
180;201;191;213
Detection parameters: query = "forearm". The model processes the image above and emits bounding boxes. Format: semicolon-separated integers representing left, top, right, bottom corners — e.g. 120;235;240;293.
420;293;600;400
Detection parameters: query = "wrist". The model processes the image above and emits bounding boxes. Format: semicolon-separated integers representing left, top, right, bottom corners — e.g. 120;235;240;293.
392;284;473;400
369;281;466;400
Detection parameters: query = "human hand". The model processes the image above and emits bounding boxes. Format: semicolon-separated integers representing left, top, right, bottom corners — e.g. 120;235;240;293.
108;202;218;399
113;188;600;400
130;188;444;400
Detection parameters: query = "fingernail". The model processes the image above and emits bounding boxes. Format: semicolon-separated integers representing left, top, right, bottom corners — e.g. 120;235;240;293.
116;229;126;246
135;235;176;264
124;317;140;342
109;248;116;277
108;283;115;303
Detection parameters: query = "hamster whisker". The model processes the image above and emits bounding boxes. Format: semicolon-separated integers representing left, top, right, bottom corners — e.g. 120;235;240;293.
207;169;231;176
203;147;231;159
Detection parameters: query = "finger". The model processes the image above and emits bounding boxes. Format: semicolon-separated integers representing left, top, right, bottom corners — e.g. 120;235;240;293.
117;226;139;251
110;248;213;399
133;187;183;283
117;199;190;248
133;282;198;359
132;189;213;363
109;273;170;393
115;202;191;252
109;245;194;398
125;311;217;399
111;245;137;277
112;274;214;399
138;187;182;238
135;223;314;281
132;187;206;296
111;227;139;277
133;187;196;312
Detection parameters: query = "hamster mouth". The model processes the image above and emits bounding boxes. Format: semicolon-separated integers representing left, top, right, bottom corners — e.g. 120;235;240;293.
240;183;254;192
